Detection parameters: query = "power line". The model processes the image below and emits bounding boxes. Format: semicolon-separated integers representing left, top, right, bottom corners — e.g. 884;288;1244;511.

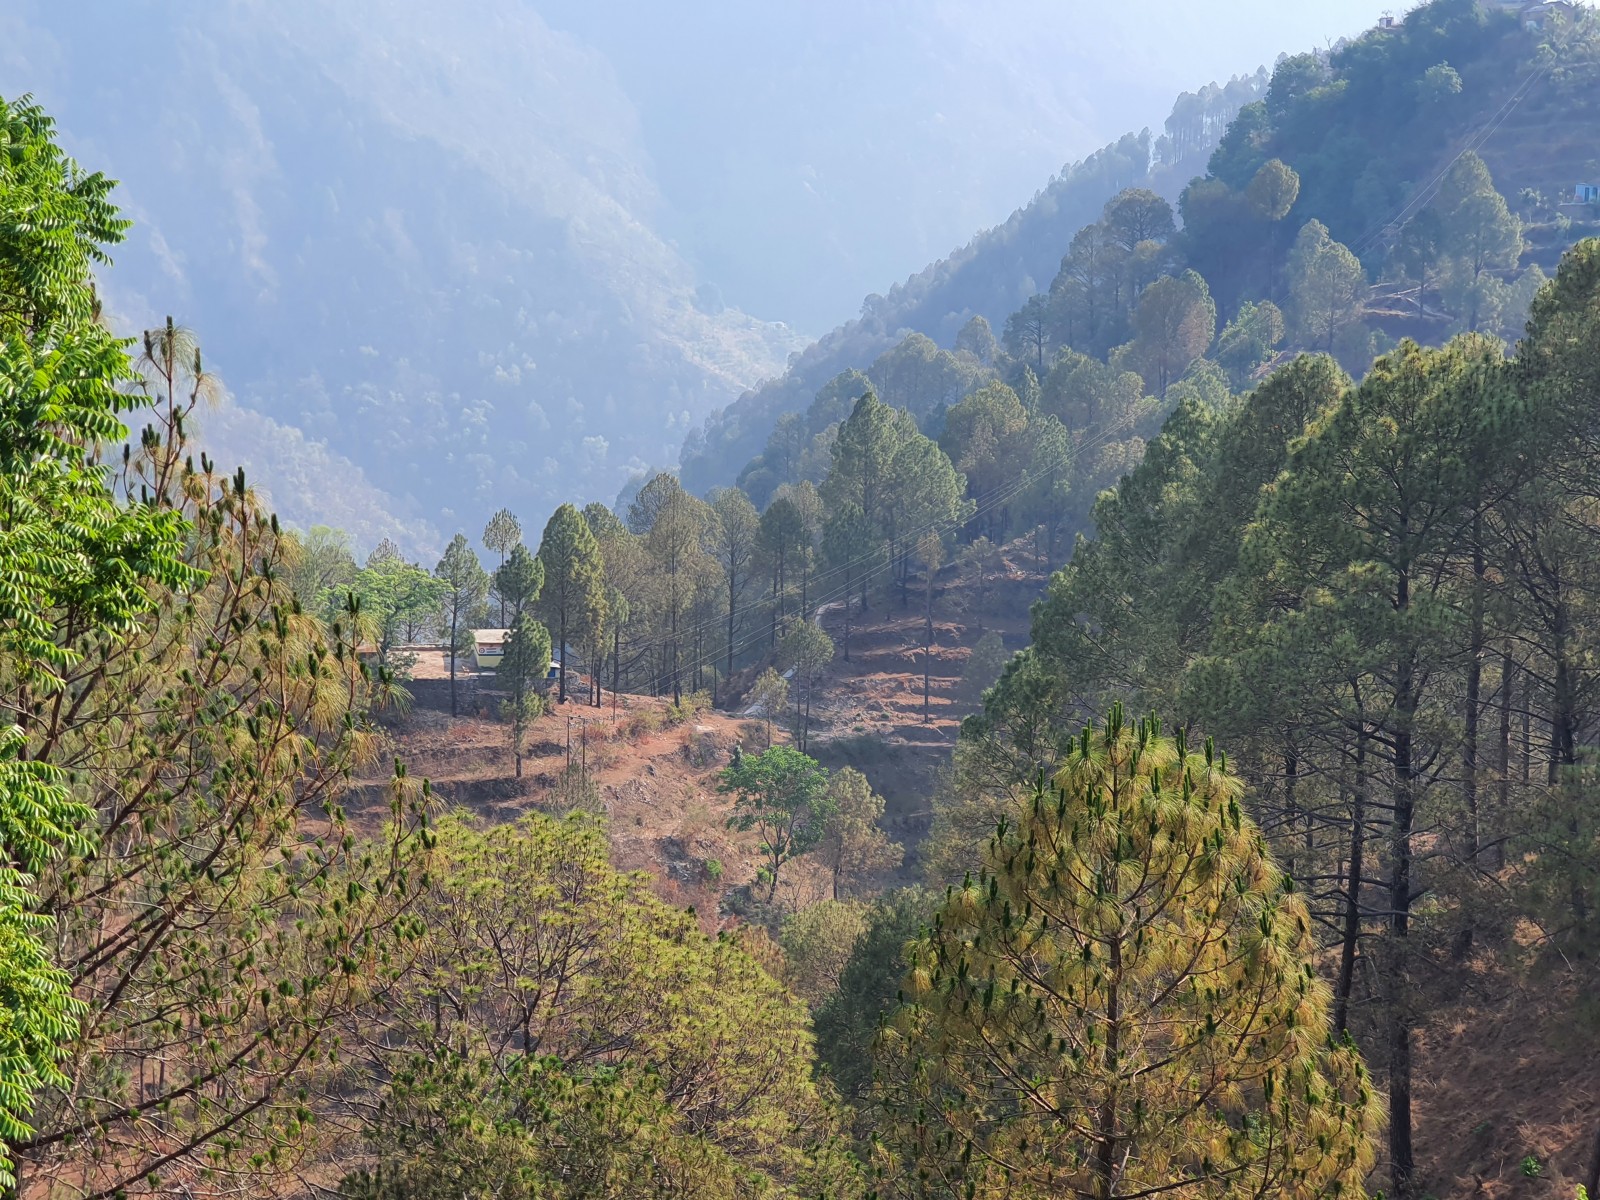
1349;61;1549;260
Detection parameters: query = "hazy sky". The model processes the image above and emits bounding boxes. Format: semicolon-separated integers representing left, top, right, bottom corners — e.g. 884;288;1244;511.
546;0;1396;328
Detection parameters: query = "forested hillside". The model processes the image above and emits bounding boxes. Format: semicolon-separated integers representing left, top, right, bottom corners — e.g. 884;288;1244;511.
678;75;1265;496
683;0;1600;502
6;3;1600;1198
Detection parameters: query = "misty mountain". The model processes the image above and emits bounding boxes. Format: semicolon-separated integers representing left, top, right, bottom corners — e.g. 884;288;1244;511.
5;0;804;548
3;0;1389;550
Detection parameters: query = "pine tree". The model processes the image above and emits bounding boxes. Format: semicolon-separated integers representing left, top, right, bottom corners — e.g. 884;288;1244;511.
481;506;522;622
1287;219;1367;355
1238;335;1512;1197
815;768;902;900
710;488;760;685
629;474;713;702
1119;269;1217;398
493;542;544;624
759;496;806;645
499;612;552;778
780;621;834;754
435;533;490;716
875;707;1382;1200
537;503;607;705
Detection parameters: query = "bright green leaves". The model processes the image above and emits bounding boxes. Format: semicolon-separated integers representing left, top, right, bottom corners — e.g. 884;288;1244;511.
722;745;836;902
0;94;129;334
354;811;857;1197
0;732;89;1186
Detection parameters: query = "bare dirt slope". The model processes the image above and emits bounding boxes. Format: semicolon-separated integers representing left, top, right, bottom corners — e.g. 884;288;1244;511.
347;685;847;928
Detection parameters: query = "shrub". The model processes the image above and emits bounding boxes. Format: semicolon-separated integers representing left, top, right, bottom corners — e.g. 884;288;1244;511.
665;690;712;726
624;707;662;741
553;765;603;814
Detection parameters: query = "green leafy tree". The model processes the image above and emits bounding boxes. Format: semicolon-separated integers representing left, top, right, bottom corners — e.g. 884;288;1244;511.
874;708;1382;1200
779;900;869;1008
812;888;935;1108
1419;61;1464;105
345;811;858;1196
710;487;761;683
499;611;552;778
284;524;357;618
1214;299;1286;387
1118;269;1217;398
0;738;89;1184
781;621;835;754
815;768;902;900
0;96;196;1186
1287;218;1367;355
538;503;607;704
748;666;790;748
494;541;545;624
351;556;448;670
1246;157;1301;223
482;506;522;621
721;746;834;902
436;533;490;716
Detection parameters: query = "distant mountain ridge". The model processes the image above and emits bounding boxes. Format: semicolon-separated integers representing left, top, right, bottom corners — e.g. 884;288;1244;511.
677;77;1265;496
3;0;805;550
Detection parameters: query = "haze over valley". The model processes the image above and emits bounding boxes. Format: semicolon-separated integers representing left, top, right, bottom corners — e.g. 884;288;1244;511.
6;0;1388;548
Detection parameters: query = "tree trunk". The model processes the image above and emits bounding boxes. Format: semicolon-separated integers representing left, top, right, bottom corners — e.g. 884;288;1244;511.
449;606;459;717
924;574;935;724
558;609;568;703
1284;743;1299;881
612;627;621;699
1388;571;1417;1200
842;570;853;663
1549;598;1586;922
727;570;738;686
671;605;681;705
1495;645;1512;871
1522;672;1533;783
1464;521;1484;864
1334;724;1367;1036
1091;936;1123;1200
